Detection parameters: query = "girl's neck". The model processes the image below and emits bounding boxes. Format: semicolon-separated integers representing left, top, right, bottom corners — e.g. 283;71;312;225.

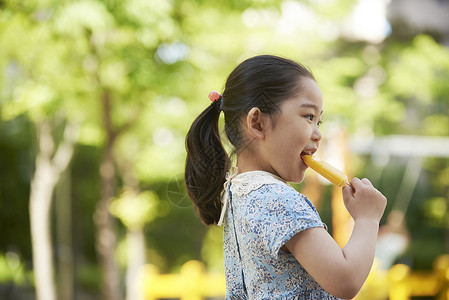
236;152;272;175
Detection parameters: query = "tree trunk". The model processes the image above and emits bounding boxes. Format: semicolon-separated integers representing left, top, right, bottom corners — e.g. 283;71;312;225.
125;229;146;300
56;167;74;300
29;121;77;300
117;159;146;300
30;160;57;300
94;90;122;300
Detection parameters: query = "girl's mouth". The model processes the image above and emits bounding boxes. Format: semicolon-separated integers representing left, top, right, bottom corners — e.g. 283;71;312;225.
300;150;313;157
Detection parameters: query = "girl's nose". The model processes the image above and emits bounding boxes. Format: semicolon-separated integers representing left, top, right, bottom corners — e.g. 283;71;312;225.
312;126;322;142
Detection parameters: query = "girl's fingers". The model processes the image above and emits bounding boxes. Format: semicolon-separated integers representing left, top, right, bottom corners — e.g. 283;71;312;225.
361;178;373;187
342;184;354;200
349;177;363;190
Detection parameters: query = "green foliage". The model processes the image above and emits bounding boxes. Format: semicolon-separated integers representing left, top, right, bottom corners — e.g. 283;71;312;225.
387;35;449;104
201;226;225;272
0;252;27;285
0;116;32;259
71;144;101;264
383;35;449;135
75;263;102;290
109;188;162;230
424;197;449;229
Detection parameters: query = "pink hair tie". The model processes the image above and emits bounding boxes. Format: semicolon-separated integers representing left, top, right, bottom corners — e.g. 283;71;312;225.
209;91;221;102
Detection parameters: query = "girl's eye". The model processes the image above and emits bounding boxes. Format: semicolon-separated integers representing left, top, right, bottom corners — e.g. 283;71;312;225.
305;114;322;126
305;115;314;121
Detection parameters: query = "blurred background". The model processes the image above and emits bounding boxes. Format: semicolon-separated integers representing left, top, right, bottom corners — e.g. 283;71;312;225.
0;0;448;299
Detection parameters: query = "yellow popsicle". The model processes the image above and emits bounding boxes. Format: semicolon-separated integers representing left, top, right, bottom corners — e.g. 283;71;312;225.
302;155;350;187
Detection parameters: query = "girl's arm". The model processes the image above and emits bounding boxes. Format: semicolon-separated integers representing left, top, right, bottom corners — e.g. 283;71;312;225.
285;178;387;299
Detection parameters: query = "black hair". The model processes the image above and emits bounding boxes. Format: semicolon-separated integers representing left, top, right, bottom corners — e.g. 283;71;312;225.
185;55;315;225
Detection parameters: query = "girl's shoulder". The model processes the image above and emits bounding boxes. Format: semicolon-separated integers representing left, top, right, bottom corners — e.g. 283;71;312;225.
230;170;297;197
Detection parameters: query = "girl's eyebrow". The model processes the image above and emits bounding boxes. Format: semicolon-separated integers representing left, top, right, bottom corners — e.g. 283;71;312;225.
299;103;323;115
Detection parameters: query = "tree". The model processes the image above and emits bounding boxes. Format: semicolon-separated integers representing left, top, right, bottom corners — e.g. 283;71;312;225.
30;121;78;300
0;6;81;299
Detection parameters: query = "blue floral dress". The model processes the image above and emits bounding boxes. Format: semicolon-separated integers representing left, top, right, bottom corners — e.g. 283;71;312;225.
222;170;341;299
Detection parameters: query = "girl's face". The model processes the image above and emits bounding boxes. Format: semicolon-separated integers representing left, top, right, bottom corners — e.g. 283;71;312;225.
259;77;323;183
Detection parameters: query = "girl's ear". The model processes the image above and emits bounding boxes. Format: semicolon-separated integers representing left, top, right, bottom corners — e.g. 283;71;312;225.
246;107;265;139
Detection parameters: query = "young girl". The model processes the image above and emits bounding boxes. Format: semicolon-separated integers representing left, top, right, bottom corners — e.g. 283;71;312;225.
185;55;387;299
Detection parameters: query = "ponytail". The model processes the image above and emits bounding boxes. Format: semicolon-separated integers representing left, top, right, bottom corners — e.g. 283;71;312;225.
185;101;230;226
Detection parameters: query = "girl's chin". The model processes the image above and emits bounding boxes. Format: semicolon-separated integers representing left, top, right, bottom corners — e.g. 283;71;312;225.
290;178;305;184
290;178;304;184
289;169;305;184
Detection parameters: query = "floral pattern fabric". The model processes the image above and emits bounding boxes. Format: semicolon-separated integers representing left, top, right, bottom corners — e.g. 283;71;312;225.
223;171;341;299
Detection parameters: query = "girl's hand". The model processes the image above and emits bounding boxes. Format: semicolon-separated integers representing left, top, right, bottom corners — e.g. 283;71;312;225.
342;178;387;223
